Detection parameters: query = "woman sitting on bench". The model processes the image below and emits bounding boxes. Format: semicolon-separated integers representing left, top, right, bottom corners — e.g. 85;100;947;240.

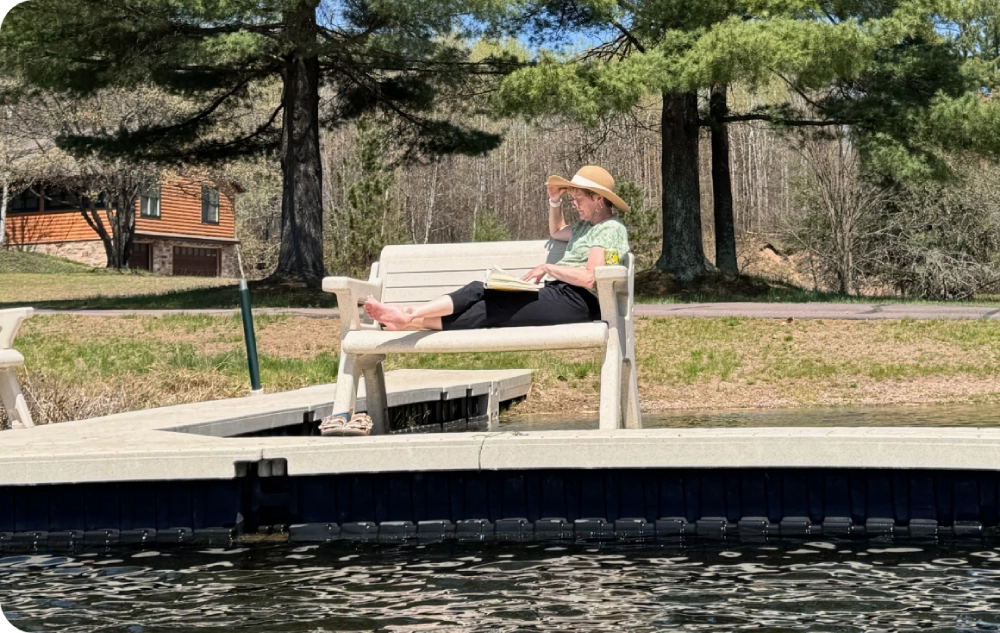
364;165;631;331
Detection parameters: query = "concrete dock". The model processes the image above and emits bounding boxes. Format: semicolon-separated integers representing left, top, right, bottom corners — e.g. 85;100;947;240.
0;369;532;485
3;366;1000;542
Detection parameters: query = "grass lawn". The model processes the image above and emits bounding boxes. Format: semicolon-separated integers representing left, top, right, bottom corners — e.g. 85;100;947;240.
0;272;241;306
6;313;1000;427
0;249;95;273
0;275;336;309
0;251;335;308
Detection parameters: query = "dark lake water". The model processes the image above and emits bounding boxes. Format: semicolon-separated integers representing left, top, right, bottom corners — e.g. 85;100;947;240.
3;539;1000;632
6;402;1000;631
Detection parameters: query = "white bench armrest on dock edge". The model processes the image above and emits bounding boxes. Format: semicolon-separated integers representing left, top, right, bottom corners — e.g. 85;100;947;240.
323;239;641;433
321;276;383;337
0;308;35;429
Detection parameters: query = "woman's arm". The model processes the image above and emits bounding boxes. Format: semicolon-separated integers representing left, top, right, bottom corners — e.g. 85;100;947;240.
547;185;571;240
522;247;605;289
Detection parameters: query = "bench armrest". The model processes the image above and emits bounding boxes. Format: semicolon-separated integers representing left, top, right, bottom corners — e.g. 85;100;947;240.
594;265;630;324
322;276;382;300
0;308;33;350
322;276;383;337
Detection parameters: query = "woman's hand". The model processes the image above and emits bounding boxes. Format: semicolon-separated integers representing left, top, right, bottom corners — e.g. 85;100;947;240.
546;184;566;201
522;264;549;284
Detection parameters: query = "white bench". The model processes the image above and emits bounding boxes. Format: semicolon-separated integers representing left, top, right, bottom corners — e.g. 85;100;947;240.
322;240;640;433
0;308;34;429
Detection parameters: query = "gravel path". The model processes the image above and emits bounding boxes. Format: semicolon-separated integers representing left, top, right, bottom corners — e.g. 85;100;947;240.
33;302;1000;320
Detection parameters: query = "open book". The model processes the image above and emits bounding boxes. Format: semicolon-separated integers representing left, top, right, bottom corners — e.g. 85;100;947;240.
485;266;542;292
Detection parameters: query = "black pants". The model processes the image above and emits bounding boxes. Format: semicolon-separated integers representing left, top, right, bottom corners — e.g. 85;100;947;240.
441;281;601;330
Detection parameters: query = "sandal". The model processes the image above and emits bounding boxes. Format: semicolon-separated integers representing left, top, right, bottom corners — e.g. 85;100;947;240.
319;412;374;437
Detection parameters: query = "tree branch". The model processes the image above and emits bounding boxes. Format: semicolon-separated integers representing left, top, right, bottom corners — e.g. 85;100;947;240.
701;113;845;126
609;20;645;54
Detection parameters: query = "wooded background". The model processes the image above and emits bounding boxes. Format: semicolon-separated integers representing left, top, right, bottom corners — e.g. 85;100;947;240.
231;96;1000;300
2;0;999;299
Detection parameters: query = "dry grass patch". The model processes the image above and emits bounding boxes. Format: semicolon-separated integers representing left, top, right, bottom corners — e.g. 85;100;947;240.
1;315;341;427
5;314;1000;427
635;317;1000;411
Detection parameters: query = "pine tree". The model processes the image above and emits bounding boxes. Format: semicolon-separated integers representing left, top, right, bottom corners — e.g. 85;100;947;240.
0;0;514;284
494;0;1000;280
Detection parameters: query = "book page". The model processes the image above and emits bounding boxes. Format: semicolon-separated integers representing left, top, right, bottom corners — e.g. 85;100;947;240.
485;266;542;292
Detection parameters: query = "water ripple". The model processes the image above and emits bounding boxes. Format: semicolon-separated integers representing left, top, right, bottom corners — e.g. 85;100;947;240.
4;541;1000;631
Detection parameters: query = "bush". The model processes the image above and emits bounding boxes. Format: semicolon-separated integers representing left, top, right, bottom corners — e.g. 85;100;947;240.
784;135;1000;300
470;210;511;242
616;180;660;270
866;164;1000;299
325;118;410;279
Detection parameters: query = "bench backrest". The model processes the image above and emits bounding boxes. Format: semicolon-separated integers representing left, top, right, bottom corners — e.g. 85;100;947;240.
376;240;568;305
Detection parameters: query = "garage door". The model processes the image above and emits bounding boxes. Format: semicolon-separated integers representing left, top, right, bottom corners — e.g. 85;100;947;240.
173;246;219;277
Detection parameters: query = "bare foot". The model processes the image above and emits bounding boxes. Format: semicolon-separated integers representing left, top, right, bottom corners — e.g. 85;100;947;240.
364;297;412;330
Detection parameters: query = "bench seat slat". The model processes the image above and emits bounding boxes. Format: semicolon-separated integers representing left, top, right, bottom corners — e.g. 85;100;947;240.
342;323;609;354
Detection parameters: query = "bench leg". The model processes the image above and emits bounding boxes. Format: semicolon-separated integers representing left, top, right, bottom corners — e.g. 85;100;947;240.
623;359;641;429
361;361;389;436
599;340;623;431
486;383;500;431
623;319;641;429
0;367;33;429
332;352;362;422
333;352;389;435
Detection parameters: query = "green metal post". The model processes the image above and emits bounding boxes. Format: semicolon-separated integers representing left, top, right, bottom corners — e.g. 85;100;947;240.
238;279;263;394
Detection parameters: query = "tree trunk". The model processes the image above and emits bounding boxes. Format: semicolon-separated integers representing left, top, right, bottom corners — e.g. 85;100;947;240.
80;183;138;270
114;183;136;269
710;85;738;276
80;202;115;266
109;202;121;268
273;0;324;285
657;91;708;280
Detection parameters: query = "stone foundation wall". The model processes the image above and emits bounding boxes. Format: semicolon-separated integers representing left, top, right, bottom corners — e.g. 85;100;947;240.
26;241;107;268
220;245;237;278
144;239;237;278
23;239;236;277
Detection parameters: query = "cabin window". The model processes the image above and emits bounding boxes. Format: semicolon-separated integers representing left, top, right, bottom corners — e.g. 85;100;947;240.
201;186;219;224
8;188;40;212
42;186;80;210
140;185;161;218
76;192;107;209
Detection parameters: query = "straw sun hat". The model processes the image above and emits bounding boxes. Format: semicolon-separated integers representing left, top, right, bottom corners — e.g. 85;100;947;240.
546;165;630;213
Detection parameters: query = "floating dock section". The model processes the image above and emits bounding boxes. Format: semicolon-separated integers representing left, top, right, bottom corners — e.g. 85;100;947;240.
3;369;1000;544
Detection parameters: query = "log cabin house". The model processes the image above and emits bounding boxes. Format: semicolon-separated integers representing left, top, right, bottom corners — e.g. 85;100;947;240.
2;176;241;277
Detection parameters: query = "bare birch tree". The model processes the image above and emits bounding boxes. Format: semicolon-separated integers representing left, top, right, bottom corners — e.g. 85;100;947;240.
784;130;890;295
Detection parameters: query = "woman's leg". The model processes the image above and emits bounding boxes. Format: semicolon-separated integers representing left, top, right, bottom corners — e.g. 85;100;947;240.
438;282;597;330
492;281;599;327
364;295;454;330
364;282;486;331
365;281;596;331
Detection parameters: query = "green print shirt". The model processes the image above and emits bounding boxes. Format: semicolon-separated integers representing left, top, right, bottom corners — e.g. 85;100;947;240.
556;218;631;269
